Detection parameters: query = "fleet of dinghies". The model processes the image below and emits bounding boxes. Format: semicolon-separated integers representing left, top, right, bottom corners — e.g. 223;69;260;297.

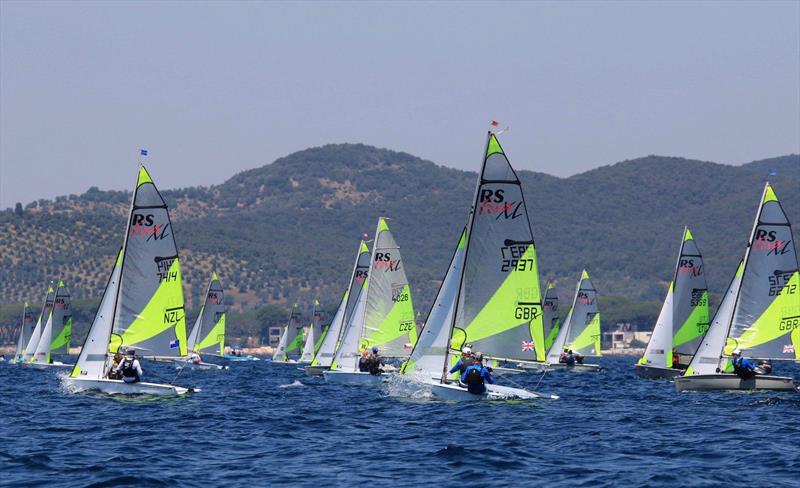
6;133;798;399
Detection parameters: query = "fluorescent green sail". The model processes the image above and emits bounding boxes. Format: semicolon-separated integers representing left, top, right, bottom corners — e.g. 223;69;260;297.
672;290;709;347
285;327;306;355
195;314;225;356
50;317;72;351
462;245;540;343
314;325;329;354
364;284;416;348
118;258;187;356
569;313;602;356
724;271;800;355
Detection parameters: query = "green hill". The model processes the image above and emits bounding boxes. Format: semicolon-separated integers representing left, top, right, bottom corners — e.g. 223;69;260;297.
0;143;797;344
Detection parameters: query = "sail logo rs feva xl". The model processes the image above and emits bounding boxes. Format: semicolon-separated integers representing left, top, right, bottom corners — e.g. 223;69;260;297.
374;252;400;271
478;189;523;220
130;213;172;241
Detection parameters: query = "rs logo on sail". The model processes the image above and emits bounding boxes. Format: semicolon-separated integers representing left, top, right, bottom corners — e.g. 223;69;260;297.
130;213;171;241
478;189;523;220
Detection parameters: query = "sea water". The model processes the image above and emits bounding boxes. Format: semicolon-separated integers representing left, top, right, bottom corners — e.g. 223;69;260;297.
1;356;798;486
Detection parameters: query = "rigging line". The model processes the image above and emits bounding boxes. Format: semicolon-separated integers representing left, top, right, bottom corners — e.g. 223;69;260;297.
532;367;548;392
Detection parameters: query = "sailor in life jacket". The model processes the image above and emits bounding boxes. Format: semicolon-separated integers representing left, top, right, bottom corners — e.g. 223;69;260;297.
114;349;143;383
731;350;756;379
189;350;202;365
447;346;475;380
460;352;494;394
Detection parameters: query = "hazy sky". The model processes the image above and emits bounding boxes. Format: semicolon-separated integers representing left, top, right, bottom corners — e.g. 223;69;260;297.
1;1;798;208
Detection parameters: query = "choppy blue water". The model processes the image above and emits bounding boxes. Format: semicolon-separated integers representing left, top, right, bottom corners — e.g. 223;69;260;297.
1;356;799;487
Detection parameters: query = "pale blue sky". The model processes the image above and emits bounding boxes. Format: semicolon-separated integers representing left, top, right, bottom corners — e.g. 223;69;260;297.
1;0;798;208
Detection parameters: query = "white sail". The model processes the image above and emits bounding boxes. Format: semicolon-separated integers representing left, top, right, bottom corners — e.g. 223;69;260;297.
70;251;123;379
638;286;674;368
23;284;55;362
402;229;466;377
32;312;54;364
684;261;744;376
546;279;579;365
330;276;369;372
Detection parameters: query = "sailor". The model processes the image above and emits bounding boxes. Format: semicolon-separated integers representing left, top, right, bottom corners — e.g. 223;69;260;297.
447;346;475;379
672;348;681;369
189;350;202;365
558;348;568;363
114;349;143;383
565;350;576;366
731;350;755;379
358;348;371;372
108;351;123;379
367;346;383;376
461;352;494;395
574;351;585;365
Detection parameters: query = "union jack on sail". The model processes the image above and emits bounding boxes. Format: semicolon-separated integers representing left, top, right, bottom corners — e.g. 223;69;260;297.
521;341;534;351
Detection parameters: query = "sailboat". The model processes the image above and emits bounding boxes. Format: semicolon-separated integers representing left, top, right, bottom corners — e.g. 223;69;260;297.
636;228;709;379
299;300;325;364
323;217;417;384
272;303;304;364
10;302;34;364
544;270;603;372
30;280;74;369
305;241;371;376
63;165;196;396
20;284;55;364
675;183;799;391
401;133;553;401
178;272;228;370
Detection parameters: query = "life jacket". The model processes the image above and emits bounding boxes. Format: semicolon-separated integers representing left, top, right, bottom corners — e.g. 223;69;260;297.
368;355;382;375
459;355;474;373
121;358;138;379
465;366;484;386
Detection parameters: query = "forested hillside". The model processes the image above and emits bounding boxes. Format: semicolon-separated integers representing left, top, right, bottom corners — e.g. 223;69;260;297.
1;143;797;344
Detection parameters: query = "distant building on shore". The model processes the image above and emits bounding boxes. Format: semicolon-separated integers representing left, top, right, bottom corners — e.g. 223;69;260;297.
602;323;651;354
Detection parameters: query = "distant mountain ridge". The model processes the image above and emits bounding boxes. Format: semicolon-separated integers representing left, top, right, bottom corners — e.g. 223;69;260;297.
1;144;797;329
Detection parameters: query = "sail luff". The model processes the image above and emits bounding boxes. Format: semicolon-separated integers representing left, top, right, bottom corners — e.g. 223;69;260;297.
23;284;55;362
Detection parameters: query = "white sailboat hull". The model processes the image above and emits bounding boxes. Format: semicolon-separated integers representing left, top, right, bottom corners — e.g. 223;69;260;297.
675;374;798;392
516;362;549;372
63;377;198;396
26;361;73;370
174;359;228;370
304;365;329;376
546;362;603;372
224;355;260;361
635;364;683;379
323;370;386;385
425;380;550;401
271;359;298;365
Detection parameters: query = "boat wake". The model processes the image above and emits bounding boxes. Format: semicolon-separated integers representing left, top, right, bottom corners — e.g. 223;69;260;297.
278;380;305;389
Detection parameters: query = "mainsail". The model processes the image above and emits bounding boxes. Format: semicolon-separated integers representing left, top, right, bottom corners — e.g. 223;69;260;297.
300;300;325;363
49;281;73;354
639;228;709;368
452;133;545;364
187;272;226;356
724;183;799;359
331;218;417;371
543;282;559;351
272;304;303;362
111;166;187;358
13;302;34;362
23;284;55;362
311;241;371;368
70;250;123;379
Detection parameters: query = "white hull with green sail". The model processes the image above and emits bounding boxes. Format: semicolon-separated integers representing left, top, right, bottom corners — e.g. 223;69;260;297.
179;272;227;370
299;300;326;364
401;133;555;400
545;270;603;372
324;217;417;384
637;228;709;379
63;165;196;396
676;184;799;392
20;284;55;364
